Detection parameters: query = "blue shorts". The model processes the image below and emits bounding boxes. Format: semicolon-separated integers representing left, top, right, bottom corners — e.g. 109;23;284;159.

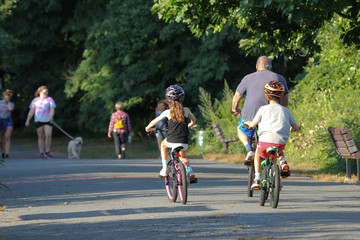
0;118;13;131
237;117;255;139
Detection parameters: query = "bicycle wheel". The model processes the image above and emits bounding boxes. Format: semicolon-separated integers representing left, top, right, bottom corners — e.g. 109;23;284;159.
269;163;280;208
259;164;267;206
178;162;188;205
247;166;254;197
165;163;178;203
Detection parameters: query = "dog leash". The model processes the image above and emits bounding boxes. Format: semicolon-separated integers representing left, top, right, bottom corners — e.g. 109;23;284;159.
52;121;74;140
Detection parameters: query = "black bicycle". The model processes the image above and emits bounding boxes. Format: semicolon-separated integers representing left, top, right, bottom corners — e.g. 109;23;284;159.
246;127;258;198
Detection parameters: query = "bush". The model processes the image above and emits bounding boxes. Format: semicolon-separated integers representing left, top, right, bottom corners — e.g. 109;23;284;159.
286;18;360;175
191;80;244;155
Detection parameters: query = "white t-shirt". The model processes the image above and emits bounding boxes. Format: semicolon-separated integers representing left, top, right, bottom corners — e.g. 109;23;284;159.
252;103;296;144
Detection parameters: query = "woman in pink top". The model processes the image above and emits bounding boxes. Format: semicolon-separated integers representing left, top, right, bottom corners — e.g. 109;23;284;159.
25;86;56;159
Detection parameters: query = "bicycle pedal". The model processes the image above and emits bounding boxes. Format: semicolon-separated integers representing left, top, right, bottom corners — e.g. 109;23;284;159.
281;170;291;178
190;178;198;184
243;160;253;167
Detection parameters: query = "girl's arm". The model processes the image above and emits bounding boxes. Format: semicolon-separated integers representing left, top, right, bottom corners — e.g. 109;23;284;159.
50;107;55;122
145;110;169;132
185;107;196;128
8;102;14;111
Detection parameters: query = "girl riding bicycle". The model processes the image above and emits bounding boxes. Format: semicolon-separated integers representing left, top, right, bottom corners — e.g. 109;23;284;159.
145;85;196;179
244;81;299;189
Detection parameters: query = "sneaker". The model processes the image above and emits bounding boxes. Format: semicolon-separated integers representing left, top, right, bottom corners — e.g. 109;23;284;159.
186;166;196;180
159;168;167;178
3;154;9;159
244;150;254;166
1;153;4;159
45;152;53;159
280;160;291;178
251;178;260;190
40;153;45;159
117;154;122;159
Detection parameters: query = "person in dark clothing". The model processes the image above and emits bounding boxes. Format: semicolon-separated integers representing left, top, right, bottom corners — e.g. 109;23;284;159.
154;100;168;153
108;102;132;159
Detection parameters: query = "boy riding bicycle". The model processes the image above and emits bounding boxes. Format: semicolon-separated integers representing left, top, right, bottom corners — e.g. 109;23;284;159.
145;85;197;180
244;81;299;189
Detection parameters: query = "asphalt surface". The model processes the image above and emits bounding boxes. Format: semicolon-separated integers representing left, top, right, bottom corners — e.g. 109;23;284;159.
0;144;360;239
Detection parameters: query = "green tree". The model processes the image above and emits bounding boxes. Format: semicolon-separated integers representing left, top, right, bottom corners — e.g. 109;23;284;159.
0;0;82;131
63;0;256;134
153;0;360;57
287;17;360;175
0;0;307;137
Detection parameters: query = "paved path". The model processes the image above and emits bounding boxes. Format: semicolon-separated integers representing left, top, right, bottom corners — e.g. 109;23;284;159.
9;143;67;160
0;145;360;239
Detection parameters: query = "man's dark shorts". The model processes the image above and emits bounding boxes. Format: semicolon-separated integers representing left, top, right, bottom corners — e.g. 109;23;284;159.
34;121;54;129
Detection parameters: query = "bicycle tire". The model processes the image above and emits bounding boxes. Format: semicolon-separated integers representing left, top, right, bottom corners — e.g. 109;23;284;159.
178;163;188;205
165;163;178;203
247;166;254;197
259;164;267;206
270;163;280;208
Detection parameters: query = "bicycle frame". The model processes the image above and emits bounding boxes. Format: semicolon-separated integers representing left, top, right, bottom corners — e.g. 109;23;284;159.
149;128;189;204
247;126;258;197
260;147;279;176
165;147;188;204
243;124;281;208
259;146;281;208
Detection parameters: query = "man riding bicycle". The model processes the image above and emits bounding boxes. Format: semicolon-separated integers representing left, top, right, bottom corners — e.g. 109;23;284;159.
232;56;289;165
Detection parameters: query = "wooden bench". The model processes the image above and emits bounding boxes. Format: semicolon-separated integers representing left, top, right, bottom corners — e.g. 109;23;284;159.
328;126;360;182
212;123;238;154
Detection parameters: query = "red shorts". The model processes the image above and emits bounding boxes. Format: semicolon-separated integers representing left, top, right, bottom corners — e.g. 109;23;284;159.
256;141;286;159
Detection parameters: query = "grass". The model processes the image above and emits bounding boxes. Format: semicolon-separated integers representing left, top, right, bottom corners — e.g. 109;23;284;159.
11;130;161;159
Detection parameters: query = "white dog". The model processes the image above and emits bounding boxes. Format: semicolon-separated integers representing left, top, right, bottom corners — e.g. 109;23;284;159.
68;137;83;159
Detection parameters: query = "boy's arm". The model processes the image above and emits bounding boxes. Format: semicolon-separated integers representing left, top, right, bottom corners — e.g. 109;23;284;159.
290;123;300;132
244;120;258;128
145;111;168;132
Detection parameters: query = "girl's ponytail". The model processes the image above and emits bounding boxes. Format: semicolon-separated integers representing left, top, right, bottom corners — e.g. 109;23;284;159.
170;101;185;122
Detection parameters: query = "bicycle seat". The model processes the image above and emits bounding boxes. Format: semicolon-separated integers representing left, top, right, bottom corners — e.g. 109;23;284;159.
172;146;184;153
